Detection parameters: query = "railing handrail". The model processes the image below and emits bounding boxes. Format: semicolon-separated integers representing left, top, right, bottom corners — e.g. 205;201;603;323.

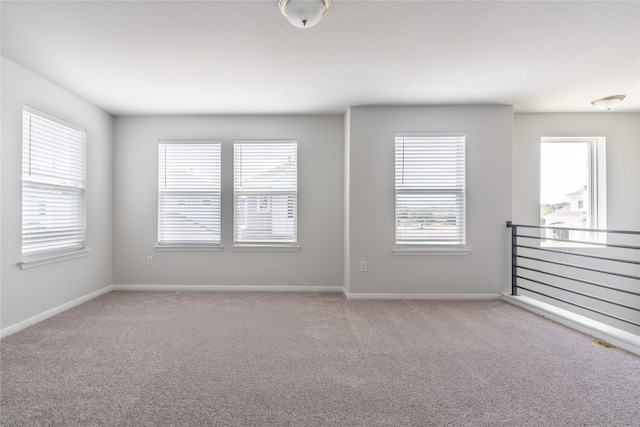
507;221;640;236
513;233;640;251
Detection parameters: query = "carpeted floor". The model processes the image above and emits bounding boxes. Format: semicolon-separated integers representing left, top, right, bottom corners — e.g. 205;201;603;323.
1;291;639;426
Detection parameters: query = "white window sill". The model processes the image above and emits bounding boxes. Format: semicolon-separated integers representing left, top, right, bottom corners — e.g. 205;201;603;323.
155;244;223;252
18;248;91;269
392;246;470;256
231;244;301;252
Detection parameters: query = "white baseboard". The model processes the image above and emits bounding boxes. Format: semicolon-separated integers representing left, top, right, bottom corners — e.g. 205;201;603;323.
342;286;350;299
112;284;344;293
344;292;502;300
503;293;640;356
0;285;114;339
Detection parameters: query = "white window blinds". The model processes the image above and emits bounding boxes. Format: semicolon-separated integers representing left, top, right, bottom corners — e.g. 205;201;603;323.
395;134;466;245
22;107;86;256
158;141;221;245
234;140;297;243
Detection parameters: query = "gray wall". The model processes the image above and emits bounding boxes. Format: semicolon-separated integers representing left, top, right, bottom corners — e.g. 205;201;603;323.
2;58;638;333
513;113;640;230
345;105;514;296
113;115;344;287
1;57;113;328
513;113;640;333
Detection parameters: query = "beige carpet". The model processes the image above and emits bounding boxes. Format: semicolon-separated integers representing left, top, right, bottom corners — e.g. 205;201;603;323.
1;291;639;426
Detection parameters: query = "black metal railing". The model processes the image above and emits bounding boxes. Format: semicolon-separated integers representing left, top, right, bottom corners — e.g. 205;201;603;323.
507;221;640;330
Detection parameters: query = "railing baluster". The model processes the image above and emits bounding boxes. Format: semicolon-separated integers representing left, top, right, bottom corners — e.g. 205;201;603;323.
506;221;639;331
507;221;518;296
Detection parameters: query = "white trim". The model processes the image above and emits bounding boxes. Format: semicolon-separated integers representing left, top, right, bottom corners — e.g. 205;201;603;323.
394;133;466;246
158;139;221;145
230;244;300;252
21;107;87;256
392;247;470;256
157;141;221;246
344;292;501;300
396;132;465;139
0;285;113;339
18;248;91;269
502;294;640;356
233;140;298;245
540;136;607;235
23;105;86;134
112;284;341;292
233;139;298;144
155;245;223;252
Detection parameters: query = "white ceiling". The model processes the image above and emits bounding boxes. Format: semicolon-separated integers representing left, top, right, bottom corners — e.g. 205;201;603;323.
1;0;639;116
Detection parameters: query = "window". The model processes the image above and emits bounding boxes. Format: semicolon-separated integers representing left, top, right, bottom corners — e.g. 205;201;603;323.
234;140;297;245
158;141;221;247
21;107;86;257
395;133;466;246
540;137;606;244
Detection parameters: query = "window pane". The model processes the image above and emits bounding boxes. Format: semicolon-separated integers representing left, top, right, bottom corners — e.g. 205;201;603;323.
235;193;297;242
158;193;221;243
540;141;591;243
22;183;84;254
396;192;465;244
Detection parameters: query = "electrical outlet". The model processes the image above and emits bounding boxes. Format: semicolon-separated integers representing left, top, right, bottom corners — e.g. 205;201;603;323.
146;256;153;266
359;261;367;272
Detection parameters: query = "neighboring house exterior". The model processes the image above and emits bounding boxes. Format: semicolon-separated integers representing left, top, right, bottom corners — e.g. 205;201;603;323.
566;185;589;214
542;185;588;241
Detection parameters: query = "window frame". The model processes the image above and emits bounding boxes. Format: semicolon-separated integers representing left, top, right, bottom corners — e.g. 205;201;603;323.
540;137;607;246
393;133;468;255
19;106;88;268
156;140;222;251
232;139;299;250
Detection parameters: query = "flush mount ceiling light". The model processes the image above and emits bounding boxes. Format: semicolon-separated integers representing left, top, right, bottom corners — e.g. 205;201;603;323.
591;94;626;111
279;0;331;28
